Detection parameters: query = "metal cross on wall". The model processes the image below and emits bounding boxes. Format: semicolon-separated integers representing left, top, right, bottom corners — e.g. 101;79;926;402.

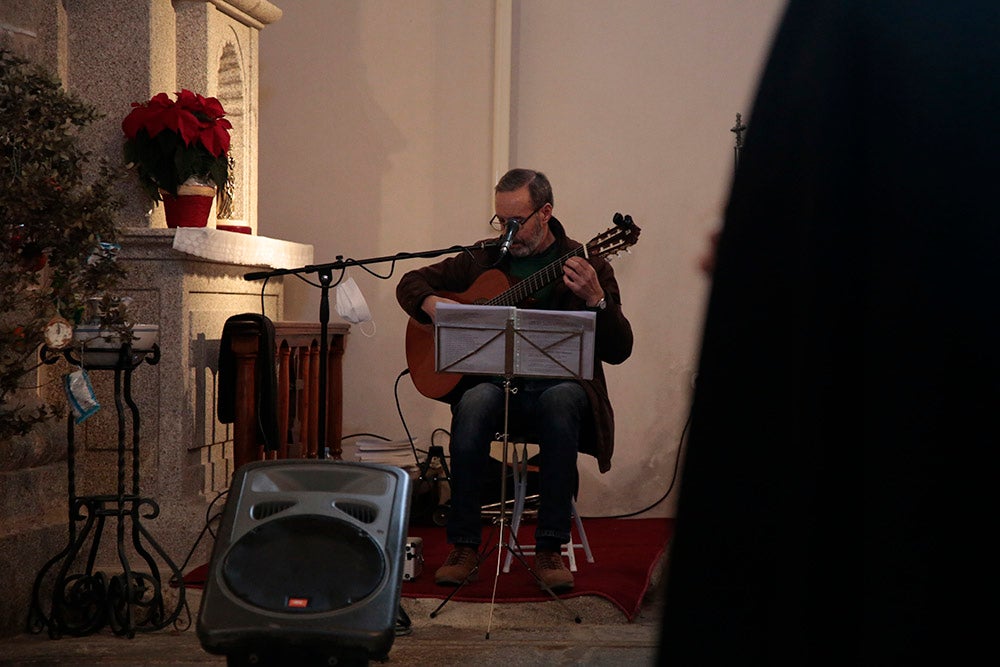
731;112;747;173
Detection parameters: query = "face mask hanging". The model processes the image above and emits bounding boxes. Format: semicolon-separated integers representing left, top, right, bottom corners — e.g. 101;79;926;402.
335;277;376;337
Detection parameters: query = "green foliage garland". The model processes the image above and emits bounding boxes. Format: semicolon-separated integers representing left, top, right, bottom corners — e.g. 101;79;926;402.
0;49;127;439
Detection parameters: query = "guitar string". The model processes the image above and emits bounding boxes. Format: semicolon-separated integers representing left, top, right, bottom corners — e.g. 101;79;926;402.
485;246;587;307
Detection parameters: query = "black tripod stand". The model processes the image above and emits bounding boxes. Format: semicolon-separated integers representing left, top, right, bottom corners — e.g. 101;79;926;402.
416;445;452;527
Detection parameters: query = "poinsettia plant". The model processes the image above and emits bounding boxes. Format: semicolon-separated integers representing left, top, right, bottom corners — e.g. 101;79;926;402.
122;89;232;202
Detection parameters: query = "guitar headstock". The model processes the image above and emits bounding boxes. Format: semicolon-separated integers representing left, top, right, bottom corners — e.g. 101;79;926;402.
586;213;641;260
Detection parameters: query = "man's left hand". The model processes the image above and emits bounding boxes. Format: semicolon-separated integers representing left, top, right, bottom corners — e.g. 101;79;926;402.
562;257;604;307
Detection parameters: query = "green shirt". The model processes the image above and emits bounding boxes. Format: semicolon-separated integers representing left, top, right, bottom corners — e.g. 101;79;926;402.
509;243;561;307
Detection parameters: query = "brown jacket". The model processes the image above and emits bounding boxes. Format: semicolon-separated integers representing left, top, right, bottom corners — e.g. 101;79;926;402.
395;217;633;472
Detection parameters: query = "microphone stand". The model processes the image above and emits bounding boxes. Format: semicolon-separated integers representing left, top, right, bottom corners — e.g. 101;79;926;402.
243;240;500;459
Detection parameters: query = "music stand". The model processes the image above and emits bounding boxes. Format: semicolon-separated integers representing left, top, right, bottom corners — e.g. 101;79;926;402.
430;303;595;634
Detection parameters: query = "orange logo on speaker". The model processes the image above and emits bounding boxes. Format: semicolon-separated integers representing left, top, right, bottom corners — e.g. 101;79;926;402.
287;597;310;608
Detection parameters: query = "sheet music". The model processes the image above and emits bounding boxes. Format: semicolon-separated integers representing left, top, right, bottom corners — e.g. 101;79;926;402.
434;303;595;380
435;305;512;376
514;308;596;380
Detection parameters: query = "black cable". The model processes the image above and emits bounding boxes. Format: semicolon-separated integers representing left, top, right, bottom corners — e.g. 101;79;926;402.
392;368;423;467
355;258;397;280
172;599;193;633
395;604;413;636
258;277;268;317
173;487;229;581
342;431;391;441
430;427;451;449
338;369;428;470
580;403;691;520
168;487;229;633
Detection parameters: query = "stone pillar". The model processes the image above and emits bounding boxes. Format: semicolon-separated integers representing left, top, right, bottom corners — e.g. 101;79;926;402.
113;230;286;522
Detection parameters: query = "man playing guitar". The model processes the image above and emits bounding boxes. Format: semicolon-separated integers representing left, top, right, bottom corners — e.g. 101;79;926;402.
396;168;634;592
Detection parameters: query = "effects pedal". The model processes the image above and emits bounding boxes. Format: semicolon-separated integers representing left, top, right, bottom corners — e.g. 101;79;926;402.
404;537;424;581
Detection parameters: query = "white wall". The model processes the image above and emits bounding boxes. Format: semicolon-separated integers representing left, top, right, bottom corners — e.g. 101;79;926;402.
259;0;786;517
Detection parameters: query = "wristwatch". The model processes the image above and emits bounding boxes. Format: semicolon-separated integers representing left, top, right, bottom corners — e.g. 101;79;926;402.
590;296;607;311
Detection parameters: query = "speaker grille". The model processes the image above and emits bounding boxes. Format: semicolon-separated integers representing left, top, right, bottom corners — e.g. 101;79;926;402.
223;514;385;613
335;500;378;524
249;500;297;520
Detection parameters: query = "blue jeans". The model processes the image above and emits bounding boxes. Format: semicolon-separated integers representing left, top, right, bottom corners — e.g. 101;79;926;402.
447;378;588;552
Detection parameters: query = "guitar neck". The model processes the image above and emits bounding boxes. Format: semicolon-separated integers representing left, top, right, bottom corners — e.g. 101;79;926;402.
485;246;586;307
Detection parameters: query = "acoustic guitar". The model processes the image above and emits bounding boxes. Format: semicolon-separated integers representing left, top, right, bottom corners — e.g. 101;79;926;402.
405;213;641;400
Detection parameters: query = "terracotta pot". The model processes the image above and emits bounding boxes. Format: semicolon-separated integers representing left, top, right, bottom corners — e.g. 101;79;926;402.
160;183;216;228
216;224;252;234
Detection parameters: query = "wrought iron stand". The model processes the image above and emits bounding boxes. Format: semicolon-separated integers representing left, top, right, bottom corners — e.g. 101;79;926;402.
28;343;185;638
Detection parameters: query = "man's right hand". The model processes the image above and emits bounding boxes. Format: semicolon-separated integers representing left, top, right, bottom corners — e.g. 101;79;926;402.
421;295;459;322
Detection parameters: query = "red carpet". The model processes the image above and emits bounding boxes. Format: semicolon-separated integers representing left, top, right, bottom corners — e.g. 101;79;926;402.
402;517;672;620
183;517;672;622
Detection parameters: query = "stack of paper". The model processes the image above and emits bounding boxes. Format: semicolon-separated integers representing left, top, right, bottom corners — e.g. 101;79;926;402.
354;437;419;474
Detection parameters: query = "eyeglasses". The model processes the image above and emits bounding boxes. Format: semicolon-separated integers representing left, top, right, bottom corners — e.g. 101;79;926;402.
489;204;543;232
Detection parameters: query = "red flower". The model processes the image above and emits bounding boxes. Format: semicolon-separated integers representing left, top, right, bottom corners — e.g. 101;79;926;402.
121;89;231;156
122;92;174;139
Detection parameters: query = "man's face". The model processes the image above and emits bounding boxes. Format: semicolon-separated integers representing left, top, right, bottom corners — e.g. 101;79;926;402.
494;186;552;257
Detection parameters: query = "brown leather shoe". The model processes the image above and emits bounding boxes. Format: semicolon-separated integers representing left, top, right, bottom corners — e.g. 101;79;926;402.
434;545;480;586
535;550;574;592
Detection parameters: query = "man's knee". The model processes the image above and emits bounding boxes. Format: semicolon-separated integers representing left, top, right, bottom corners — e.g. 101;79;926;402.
455;382;503;416
538;382;588;414
451;383;503;447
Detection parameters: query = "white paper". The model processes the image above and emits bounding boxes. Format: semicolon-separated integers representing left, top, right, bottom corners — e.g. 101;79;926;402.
434;303;595;380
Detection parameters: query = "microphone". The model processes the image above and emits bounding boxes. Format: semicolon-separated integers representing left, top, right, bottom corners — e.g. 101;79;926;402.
498;219;521;256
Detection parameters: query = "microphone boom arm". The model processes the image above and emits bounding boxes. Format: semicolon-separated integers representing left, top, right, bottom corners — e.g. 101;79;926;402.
242;239;501;282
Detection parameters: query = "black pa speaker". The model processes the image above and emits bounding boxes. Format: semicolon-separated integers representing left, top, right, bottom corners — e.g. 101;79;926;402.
197;460;411;665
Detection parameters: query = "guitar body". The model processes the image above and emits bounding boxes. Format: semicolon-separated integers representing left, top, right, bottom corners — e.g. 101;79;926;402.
405;269;512;400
